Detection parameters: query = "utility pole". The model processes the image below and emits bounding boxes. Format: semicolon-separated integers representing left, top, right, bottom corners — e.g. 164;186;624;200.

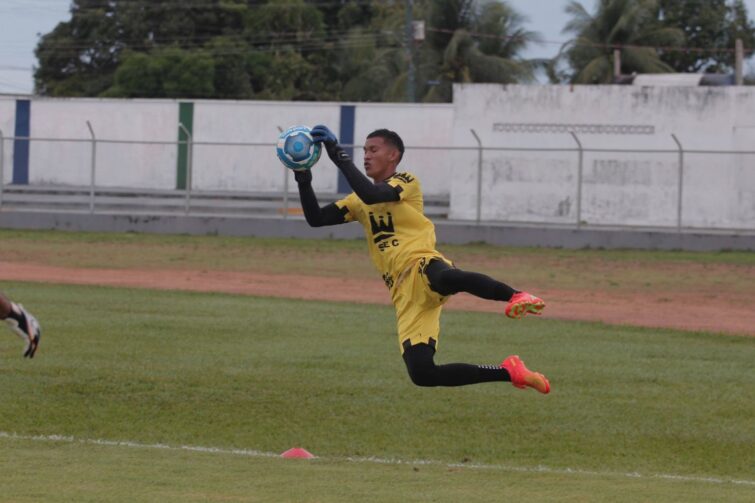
735;38;744;86
405;0;415;102
613;49;621;82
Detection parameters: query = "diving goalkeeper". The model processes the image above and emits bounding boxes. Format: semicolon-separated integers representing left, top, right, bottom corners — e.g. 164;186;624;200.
293;125;550;393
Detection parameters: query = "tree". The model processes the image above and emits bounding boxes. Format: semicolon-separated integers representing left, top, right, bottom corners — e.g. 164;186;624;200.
34;0;120;96
422;0;540;102
657;0;755;73
104;48;215;98
334;1;410;102
555;0;684;84
34;0;541;101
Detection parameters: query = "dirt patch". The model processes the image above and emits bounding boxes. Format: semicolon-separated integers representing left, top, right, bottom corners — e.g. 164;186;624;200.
2;261;752;336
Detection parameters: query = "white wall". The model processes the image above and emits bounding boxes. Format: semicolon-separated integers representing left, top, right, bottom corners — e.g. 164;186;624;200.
0;98;15;185
191;100;341;194
451;84;755;229
28;98;178;189
352;103;454;197
3;87;753;231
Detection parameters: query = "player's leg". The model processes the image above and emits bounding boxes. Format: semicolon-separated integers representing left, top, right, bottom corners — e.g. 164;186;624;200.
396;263;549;392
402;341;510;386
402;343;550;392
0;292;12;319
0;291;41;358
424;259;545;319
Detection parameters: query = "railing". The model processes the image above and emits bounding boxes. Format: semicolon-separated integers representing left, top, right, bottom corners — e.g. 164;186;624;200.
1;125;753;232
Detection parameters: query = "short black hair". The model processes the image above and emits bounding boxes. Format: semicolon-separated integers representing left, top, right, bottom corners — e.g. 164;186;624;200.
367;129;405;162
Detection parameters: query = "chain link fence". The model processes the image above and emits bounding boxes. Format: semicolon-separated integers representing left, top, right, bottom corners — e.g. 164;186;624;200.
1;126;754;232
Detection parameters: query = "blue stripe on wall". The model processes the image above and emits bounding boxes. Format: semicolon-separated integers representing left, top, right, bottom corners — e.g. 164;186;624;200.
13;99;30;185
338;105;356;194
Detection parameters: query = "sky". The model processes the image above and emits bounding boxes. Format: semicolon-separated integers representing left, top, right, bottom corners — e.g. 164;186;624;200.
0;0;754;94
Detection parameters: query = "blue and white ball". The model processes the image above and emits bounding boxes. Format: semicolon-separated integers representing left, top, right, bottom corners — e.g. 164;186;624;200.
276;125;322;171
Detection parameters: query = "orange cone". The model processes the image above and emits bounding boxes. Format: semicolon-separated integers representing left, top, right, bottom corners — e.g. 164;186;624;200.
280;447;315;459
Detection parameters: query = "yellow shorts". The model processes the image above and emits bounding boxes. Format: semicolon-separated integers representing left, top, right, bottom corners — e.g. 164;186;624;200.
391;255;452;354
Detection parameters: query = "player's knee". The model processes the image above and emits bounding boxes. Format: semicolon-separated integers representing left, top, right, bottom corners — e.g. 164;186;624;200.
409;371;438;388
406;363;438;387
403;345;440;387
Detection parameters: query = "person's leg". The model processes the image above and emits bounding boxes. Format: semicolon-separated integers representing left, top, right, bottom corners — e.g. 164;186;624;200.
402;342;510;387
396;260;550;392
424;259;544;318
1;291;41;358
424;258;517;300
402;343;550;392
0;292;13;319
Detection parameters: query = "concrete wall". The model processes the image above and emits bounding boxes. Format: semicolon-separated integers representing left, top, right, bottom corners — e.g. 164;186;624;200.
192;100;341;194
0;96;455;197
1;86;753;231
353;103;454;196
450;84;755;230
28;99;179;189
190;100;456;196
0;98;15;185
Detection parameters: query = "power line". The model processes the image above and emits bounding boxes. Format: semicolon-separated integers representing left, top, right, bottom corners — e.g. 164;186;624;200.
14;26;752;59
0;78;32;93
425;27;754;56
1;3;752;59
0;0;377;13
0;65;32;71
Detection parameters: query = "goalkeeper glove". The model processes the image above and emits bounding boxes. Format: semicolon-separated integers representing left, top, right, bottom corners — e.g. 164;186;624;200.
310;125;338;149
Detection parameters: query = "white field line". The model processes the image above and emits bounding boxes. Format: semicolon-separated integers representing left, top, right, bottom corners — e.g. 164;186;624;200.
2;431;753;487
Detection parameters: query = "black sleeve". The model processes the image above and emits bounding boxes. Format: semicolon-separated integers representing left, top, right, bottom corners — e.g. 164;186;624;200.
295;171;348;227
325;145;401;205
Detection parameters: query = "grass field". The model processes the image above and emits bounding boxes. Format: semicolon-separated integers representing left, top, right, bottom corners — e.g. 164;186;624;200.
1;257;754;502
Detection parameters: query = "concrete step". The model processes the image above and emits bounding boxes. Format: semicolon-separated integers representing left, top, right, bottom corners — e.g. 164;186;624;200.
0;184;450;218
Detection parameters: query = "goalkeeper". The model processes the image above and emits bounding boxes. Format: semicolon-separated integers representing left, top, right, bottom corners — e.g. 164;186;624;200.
294;125;549;393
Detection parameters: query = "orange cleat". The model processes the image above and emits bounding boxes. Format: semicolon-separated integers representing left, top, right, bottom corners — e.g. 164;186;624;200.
505;292;545;319
501;355;550;394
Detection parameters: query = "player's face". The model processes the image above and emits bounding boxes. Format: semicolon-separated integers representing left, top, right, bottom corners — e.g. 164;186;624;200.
363;136;399;182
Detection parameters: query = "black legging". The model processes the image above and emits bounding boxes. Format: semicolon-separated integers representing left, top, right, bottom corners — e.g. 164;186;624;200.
424;259;517;300
400;259;519;387
403;343;510;387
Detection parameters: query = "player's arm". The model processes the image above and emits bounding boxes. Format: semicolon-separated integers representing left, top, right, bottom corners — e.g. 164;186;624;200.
294;170;348;227
310;125;400;205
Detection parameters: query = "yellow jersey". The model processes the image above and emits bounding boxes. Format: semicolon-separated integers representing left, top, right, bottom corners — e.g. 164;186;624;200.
335;171;442;290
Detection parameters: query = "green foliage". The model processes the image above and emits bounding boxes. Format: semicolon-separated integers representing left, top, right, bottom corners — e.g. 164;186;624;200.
34;0;540;102
103;48;215;99
555;0;684;83
422;0;539;102
657;0;755;73
556;0;755;83
34;1;120;96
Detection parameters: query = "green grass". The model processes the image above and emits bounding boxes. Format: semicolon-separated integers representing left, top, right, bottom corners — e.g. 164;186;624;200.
1;282;753;501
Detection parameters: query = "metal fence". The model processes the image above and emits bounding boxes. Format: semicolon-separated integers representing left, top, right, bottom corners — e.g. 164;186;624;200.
1;125;754;232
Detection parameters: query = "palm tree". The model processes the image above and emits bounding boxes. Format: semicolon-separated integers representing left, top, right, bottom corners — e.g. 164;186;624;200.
556;0;684;84
333;0;540;102
423;0;541;102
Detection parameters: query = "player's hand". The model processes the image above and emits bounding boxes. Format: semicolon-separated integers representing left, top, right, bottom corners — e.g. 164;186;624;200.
310;125;338;149
293;169;312;184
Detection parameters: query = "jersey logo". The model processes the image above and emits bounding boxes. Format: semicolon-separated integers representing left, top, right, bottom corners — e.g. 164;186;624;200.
382;273;394;289
391;172;414;184
369;212;395;243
